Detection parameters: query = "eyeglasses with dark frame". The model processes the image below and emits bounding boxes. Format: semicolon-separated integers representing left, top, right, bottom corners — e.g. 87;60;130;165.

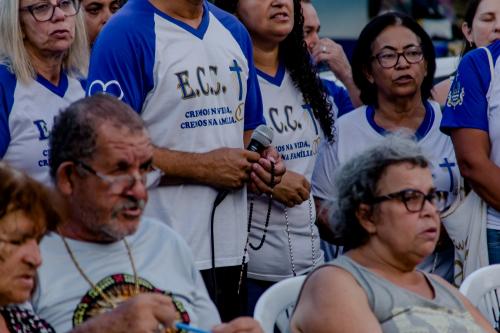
19;0;80;22
75;160;151;194
372;46;424;69
371;189;449;213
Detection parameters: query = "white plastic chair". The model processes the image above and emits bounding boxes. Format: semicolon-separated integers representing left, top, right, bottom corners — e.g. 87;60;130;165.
459;264;500;331
253;275;306;333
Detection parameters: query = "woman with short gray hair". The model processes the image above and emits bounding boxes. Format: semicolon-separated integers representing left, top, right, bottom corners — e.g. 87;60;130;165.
0;0;88;184
290;136;494;333
332;135;430;248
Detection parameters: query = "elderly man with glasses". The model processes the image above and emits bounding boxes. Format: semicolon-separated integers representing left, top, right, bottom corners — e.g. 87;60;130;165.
85;0;286;319
30;95;263;333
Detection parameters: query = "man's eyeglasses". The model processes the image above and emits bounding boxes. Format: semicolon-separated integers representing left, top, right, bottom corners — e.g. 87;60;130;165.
75;160;150;194
372;46;424;69
20;0;80;22
371;189;449;213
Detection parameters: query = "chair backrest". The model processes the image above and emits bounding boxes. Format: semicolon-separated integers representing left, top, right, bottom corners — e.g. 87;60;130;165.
459;264;500;331
253;275;306;333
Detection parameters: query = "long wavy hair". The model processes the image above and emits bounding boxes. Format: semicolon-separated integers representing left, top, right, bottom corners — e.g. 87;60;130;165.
212;0;334;141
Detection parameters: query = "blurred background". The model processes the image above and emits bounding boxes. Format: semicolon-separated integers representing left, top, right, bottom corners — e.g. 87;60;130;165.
315;0;469;59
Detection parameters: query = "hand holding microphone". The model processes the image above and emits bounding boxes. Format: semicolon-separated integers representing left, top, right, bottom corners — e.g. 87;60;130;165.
247;126;285;196
214;125;275;206
246;124;274;153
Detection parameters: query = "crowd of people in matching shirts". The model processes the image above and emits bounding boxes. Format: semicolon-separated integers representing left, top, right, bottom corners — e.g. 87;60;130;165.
1;0;500;331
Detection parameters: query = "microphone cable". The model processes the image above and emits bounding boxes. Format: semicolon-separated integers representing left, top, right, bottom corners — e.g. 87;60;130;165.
209;190;224;304
210;163;276;304
208;124;274;306
237;162;275;295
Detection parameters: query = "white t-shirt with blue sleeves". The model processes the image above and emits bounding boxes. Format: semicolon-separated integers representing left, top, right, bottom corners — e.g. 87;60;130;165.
86;0;264;269
442;40;500;229
247;64;326;281
321;79;354;118
313;101;460;210
0;64;84;185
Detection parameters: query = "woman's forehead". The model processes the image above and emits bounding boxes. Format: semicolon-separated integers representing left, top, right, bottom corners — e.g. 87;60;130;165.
0;210;36;235
376;164;432;192
372;25;420;50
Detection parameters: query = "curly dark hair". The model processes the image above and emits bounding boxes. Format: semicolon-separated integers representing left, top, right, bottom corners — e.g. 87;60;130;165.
332;134;428;249
351;12;436;107
212;0;334;141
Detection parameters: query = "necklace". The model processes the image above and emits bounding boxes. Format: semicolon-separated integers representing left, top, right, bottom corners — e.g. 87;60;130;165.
60;235;139;308
238;195;317;293
284;197;317;276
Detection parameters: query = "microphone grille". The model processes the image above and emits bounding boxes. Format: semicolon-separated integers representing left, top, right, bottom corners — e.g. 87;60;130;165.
251;125;273;147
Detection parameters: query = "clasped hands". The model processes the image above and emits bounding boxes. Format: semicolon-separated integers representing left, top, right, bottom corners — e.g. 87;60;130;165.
204;147;311;208
204;146;285;195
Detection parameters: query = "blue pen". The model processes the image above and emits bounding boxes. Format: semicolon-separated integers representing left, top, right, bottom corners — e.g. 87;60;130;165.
175;322;212;333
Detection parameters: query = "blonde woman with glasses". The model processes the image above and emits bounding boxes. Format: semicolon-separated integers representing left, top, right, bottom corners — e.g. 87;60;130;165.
0;0;88;184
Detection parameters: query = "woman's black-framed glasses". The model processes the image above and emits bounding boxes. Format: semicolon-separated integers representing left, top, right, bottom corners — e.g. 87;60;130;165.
371;189;449;213
372;46;424;69
20;0;80;22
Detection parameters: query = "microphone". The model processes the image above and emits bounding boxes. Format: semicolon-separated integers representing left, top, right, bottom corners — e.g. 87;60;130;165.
246;124;274;153
214;125;274;206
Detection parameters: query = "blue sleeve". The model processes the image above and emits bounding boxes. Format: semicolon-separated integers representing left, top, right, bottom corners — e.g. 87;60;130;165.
86;3;155;114
0;67;16;158
243;56;265;130
441;47;492;134
321;79;354;118
209;3;265;131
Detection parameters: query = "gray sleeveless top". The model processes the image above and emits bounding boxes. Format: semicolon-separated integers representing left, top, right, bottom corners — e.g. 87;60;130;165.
327;256;486;333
